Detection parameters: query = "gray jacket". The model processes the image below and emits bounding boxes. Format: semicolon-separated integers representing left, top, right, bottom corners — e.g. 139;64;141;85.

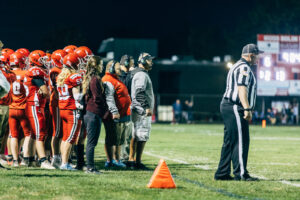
131;69;154;115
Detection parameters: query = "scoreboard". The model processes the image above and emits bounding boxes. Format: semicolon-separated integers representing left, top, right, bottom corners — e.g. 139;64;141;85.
257;34;300;96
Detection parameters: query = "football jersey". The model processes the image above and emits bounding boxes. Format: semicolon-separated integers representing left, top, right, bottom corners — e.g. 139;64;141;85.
57;73;82;110
25;66;48;108
9;69;27;109
49;67;62;107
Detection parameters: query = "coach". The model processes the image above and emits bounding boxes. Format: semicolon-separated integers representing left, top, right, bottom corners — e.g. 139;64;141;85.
214;44;262;181
130;52;154;170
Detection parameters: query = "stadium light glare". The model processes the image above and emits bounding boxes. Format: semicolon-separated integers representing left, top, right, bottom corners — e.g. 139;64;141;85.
226;62;233;69
265;70;271;81
263;56;271;67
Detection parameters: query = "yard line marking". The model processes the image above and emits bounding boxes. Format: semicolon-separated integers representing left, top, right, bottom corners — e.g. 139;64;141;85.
280;181;300;187
252;137;300;141
173;175;265;200
144;151;300;188
144;152;211;170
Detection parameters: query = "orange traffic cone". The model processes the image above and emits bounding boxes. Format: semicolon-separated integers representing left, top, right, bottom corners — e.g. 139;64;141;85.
147;159;176;189
262;119;266;128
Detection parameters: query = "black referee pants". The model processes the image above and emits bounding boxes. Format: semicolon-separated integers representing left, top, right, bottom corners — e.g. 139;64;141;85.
215;99;250;178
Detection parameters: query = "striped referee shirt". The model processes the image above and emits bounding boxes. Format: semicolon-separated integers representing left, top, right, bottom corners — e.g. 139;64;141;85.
223;58;257;109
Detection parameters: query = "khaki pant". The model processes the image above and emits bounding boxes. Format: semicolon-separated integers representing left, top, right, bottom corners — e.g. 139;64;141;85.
0;105;9;154
120;122;133;160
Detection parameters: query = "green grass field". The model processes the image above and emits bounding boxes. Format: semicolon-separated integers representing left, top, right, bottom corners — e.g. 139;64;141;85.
0;124;300;200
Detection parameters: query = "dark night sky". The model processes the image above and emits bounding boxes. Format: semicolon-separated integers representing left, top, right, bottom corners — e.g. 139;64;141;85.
0;0;271;59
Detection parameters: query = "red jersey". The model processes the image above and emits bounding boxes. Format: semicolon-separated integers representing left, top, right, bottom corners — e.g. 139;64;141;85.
57;73;82;110
49;67;62;107
9;69;27;109
25;66;48;108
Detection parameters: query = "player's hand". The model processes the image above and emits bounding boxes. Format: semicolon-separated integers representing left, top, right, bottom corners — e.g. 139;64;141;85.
244;110;252;121
112;113;120;119
145;109;152;116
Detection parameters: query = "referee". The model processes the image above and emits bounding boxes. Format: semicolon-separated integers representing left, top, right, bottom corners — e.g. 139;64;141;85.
214;44;262;181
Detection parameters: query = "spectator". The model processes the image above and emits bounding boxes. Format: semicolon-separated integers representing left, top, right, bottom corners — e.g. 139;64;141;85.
266;108;276;125
292;103;299;124
102;60;131;169
172;99;182;124
82;56;107;174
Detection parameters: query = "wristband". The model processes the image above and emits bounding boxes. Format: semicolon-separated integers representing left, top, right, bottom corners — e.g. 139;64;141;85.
244;108;251;111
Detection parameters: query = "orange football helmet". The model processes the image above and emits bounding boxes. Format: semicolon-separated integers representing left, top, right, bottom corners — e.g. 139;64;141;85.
29;50;46;67
74;46;93;60
0;54;10;65
51;49;67;68
16;48;30;57
63;53;80;70
9;52;26;68
63;45;77;54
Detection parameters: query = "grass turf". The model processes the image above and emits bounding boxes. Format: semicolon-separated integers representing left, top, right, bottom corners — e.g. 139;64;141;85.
0;124;299;200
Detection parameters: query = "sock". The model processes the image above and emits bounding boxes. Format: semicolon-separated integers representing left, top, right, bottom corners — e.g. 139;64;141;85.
53;155;60;159
39;157;47;163
7;155;13;161
75;144;85;167
23;157;29;161
29;156;35;162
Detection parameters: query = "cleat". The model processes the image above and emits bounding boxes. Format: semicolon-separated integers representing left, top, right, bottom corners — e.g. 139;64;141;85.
135;162;149;170
113;160;126;168
51;157;61;169
60;163;77;171
86;168;101;175
12;160;19;167
40;160;56;170
104;161;112;169
214;175;234;181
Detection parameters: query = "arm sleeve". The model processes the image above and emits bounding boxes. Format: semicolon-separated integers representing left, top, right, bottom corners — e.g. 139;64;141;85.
32;78;45;88
104;81;119;115
237;65;251;86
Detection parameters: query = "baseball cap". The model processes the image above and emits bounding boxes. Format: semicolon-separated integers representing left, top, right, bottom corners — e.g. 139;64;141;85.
242;44;264;55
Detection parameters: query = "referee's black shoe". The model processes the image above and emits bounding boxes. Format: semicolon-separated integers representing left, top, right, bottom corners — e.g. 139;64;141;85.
214;175;234;181
0;163;10;170
234;174;259;181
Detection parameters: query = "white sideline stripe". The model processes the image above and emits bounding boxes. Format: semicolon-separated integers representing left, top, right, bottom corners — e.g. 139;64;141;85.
144;151;300;188
253;137;300;141
143;152;211;170
280;181;300;187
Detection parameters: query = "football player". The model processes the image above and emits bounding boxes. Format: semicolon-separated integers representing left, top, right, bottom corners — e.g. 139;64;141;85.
25;50;55;169
8;52;33;167
49;49;67;168
57;53;83;170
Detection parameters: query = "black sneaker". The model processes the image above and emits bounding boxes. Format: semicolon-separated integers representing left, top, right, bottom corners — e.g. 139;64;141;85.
0;163;10;170
126;161;135;169
135;162;149;170
214;175;234;181
86;168;101;175
234;174;259;181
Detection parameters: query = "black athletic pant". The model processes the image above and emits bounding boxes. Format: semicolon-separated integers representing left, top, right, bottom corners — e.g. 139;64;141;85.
215;99;250;178
84;111;102;169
